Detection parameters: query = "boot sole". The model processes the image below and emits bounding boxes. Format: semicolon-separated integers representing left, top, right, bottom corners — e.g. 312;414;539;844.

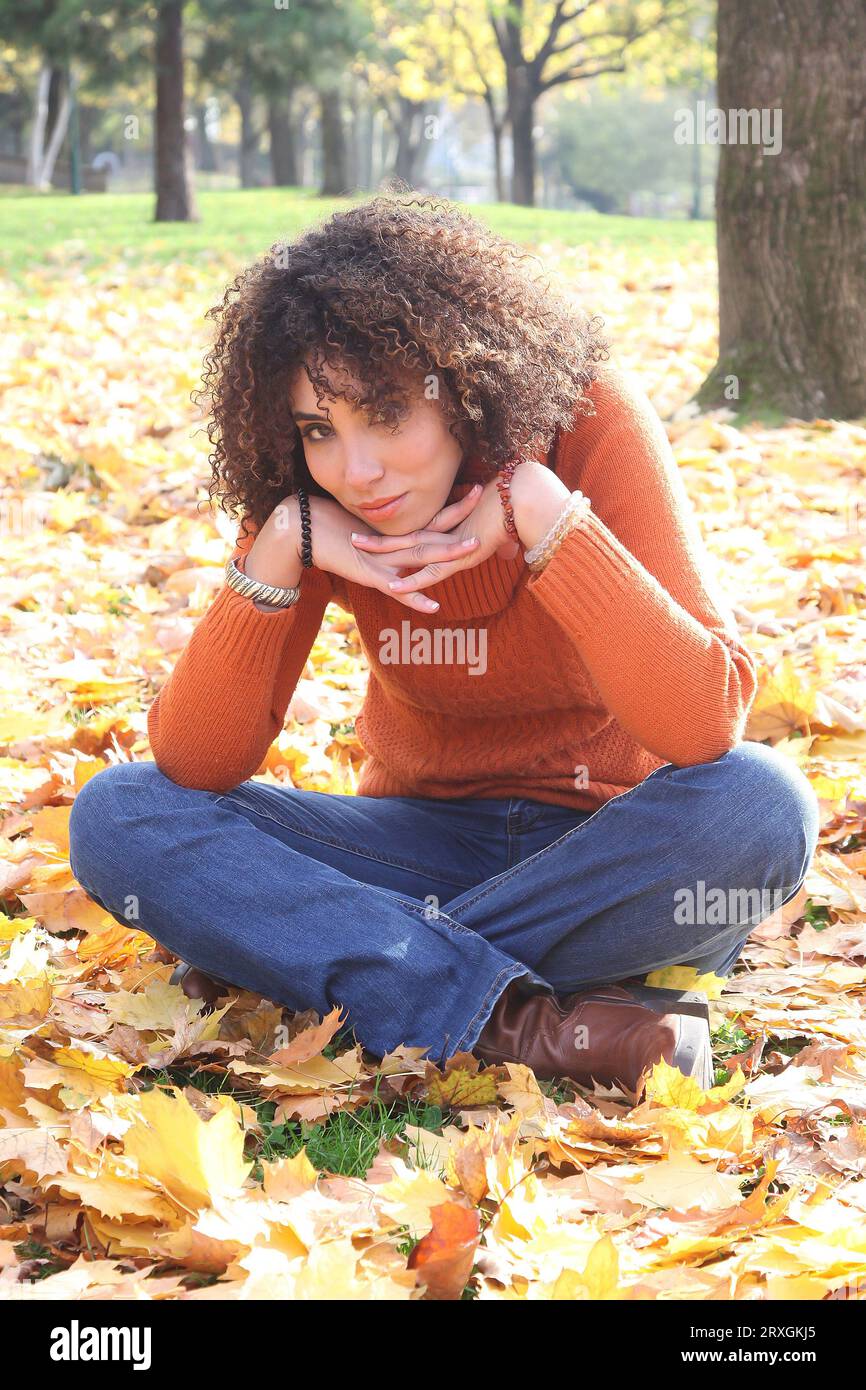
671;1012;714;1090
615;984;711;1023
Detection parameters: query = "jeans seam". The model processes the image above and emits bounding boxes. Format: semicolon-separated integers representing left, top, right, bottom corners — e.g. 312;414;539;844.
452;962;527;1054
447;761;674;921
217;786;480;888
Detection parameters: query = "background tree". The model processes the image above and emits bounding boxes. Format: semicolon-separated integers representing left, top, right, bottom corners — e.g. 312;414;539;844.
442;0;509;201
489;0;689;206
0;0;135;187
360;0;454;191
154;0;198;218
698;0;866;419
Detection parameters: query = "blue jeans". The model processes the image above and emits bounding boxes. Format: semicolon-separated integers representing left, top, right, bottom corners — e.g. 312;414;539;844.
68;740;818;1065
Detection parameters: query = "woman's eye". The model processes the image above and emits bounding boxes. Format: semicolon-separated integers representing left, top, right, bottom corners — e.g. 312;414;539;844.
302;425;331;442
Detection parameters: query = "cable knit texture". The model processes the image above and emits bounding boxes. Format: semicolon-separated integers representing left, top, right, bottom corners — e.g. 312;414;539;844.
147;365;758;809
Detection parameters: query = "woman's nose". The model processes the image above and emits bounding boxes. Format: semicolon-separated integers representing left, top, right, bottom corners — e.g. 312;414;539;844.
343;448;386;489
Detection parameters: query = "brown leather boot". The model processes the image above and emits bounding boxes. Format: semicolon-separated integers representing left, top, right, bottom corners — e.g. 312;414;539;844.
170;960;234;1009
474;980;713;1096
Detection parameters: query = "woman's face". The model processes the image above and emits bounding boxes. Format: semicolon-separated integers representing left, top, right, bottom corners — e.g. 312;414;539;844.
287;362;464;533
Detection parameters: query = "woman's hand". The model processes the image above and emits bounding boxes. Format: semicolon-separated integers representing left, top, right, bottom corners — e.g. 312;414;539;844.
349;476;521;600
304;486;498;614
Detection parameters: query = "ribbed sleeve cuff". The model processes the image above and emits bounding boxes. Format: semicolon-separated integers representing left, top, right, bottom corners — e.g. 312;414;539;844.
204;581;309;675
525;506;666;639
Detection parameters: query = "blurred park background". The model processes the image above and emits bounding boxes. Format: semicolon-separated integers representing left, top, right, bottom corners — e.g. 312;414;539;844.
1;0;866;1301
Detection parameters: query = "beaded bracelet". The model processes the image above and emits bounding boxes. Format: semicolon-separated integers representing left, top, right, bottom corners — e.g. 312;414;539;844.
524;490;592;572
297;487;313;568
495;460;521;538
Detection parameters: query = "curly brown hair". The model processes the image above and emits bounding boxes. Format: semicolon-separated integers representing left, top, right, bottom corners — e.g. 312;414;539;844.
195;192;609;544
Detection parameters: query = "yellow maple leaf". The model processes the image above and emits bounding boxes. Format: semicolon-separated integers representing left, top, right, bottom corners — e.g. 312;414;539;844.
552;1234;620;1300
52;1047;136;1090
0;912;37;943
0;974;53;1022
643;965;726;999
642;1058;706;1111
122;1085;253;1213
746;658;817;742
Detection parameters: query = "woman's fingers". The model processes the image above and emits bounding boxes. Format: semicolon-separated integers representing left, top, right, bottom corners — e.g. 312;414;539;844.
385;563;449;595
388;588;441;613
350;485;483;552
418;483;483;534
352;532;479;561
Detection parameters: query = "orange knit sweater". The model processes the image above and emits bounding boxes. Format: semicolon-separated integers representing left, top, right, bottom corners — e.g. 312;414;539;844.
147;365;758;811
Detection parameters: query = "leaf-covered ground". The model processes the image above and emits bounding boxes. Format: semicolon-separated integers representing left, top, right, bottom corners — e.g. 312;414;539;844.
1;226;865;1301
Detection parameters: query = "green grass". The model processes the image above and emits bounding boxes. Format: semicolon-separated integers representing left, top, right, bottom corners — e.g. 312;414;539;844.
254;1088;448;1180
142;1052;573;1185
1;185;713;282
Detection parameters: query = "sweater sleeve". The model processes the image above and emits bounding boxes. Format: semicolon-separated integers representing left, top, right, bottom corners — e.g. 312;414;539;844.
525;365;758;766
147;520;334;792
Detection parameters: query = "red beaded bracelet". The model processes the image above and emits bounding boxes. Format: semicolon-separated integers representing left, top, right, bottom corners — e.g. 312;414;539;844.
495;459;520;538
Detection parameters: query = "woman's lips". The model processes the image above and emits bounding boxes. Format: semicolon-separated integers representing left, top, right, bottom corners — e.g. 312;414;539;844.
356;492;407;520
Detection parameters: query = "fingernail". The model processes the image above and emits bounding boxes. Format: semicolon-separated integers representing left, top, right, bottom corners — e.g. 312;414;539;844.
462;537;478;547
424;601;439;611
351;532;370;542
388;580;404;589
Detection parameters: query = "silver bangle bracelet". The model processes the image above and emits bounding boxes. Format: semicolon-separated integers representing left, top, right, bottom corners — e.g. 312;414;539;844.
224;555;301;609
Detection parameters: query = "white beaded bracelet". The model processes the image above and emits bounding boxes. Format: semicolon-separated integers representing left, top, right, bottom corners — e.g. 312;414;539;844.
524;490;592;572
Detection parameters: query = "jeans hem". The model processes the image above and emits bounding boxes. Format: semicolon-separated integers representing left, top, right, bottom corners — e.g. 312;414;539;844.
451;961;551;1058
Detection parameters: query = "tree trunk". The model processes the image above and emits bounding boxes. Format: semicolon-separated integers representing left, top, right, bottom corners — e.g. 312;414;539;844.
507;68;536;206
295;96;315;185
27;64;71;188
39;76;70;189
357;94;374;190
482;94;507;202
195;102;218;172
268;93;297;185
154;0;199;221
236;67;260;188
27;67;51;185
690;89;702;219
391;97;431;188
698;0;866;419
319;86;348;195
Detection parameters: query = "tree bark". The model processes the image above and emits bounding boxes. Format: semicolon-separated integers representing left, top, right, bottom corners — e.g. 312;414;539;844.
319;86;348;195
698;0;866;419
391;96;431;189
27;64;70;188
41;88;71;188
507;68;535;206
481;93;507;203
268;92;297;186
194;102;218;172
236;65;261;188
154;0;199;221
356;92;374;190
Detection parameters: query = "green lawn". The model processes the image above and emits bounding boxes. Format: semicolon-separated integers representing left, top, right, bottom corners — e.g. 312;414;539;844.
2;185;713;280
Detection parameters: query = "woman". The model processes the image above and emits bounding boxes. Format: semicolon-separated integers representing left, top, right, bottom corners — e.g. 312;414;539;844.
68;195;819;1099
